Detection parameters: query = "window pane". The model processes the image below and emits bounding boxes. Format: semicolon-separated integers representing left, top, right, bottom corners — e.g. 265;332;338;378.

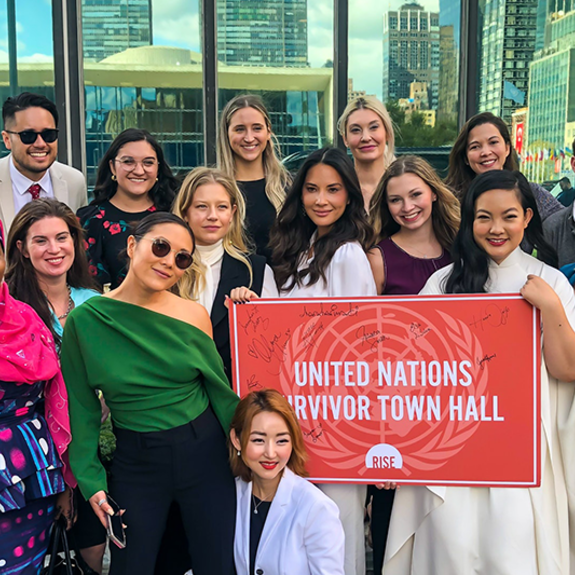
217;0;333;166
349;0;461;171
82;0;203;187
0;2;55;156
476;0;575;185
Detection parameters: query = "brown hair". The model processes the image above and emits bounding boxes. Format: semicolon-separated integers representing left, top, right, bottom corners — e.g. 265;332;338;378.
446;112;518;197
229;389;308;482
369;155;460;250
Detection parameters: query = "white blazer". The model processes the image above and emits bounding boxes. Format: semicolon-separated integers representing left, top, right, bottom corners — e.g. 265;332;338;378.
0;154;87;231
234;468;345;575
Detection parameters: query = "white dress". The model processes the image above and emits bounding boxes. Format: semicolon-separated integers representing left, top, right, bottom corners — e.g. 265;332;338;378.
384;247;575;575
280;240;377;575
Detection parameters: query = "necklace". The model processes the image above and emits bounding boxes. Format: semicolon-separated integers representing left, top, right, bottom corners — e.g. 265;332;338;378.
57;285;74;320
252;492;272;515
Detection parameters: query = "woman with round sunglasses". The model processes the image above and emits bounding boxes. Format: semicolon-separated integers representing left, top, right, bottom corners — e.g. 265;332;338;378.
78;128;179;290
61;212;239;575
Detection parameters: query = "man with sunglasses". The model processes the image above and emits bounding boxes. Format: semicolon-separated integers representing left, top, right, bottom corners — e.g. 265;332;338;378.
0;92;87;230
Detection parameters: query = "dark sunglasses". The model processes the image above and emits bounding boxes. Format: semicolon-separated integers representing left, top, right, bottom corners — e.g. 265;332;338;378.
139;237;194;270
5;129;59;145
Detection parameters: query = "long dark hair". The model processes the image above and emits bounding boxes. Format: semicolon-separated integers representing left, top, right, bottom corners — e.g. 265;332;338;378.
446;112;519;197
270;147;371;291
445;171;558;294
91;128;178;211
5;199;100;345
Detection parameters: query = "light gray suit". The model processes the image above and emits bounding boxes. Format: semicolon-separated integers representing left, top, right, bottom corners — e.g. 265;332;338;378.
0;154;87;232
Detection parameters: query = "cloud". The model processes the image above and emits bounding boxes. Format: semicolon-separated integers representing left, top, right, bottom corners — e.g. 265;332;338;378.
152;0;201;51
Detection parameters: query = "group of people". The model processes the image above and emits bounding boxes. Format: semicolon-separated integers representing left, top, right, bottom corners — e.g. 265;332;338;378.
0;89;574;575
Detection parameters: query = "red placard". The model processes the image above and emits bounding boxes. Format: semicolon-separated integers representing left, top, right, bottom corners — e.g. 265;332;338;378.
229;295;541;487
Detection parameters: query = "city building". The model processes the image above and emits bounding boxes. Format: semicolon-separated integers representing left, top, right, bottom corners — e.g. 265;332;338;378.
398;81;437;126
438;24;458;123
82;0;153;61
217;0;308;67
0;46;331;185
528;9;575;148
382;3;440;110
478;0;538;123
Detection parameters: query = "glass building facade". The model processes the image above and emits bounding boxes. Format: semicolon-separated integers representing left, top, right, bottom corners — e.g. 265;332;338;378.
82;0;153;61
217;0;308;67
382;3;440;110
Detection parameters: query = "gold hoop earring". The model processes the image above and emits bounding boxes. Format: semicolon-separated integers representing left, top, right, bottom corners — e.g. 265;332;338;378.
111;174;117;181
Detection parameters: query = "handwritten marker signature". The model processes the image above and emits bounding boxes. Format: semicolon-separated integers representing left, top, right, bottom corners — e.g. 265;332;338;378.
469;305;510;330
247;374;263;390
247;329;292;364
477;353;497;370
410;322;431;339
239;306;270;335
355;325;388;351
303;423;324;443
302;321;325;349
299;303;359;318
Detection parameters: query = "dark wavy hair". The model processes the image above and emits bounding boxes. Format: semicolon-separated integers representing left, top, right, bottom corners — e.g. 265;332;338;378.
446;112;519;197
445;170;558;294
270;147;371;291
91;128;178;211
5;199;100;345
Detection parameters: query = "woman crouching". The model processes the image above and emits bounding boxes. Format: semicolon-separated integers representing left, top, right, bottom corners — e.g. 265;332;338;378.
230;389;345;575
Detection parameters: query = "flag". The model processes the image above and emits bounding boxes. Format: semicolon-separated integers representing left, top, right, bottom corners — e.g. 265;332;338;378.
503;81;526;105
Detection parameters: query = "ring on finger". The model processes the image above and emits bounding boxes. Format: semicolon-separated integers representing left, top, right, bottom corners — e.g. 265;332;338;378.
97;498;107;507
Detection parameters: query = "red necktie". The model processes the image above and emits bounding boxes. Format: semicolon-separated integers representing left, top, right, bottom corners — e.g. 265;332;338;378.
27;184;41;200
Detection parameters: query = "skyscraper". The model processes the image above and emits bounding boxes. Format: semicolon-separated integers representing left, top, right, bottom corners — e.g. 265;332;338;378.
382;3;440;110
82;0;153;62
478;0;537;123
217;0;308;67
528;9;575;148
438;25;458;123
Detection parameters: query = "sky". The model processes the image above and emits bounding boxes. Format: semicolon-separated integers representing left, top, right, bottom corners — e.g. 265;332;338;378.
4;0;447;101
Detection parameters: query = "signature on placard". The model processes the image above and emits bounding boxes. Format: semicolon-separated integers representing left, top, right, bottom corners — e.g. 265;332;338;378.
302;321;325;349
247;329;292;365
356;325;388;351
469;304;510;331
477;353;497;370
246;374;263;390
239;305;269;335
303;423;324;443
299;302;359;319
410;322;431;339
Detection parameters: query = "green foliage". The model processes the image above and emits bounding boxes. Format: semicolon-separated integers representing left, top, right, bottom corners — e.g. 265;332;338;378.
386;101;458;148
98;416;116;467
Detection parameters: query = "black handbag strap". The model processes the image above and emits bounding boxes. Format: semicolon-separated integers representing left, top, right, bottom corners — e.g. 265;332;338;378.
44;516;74;575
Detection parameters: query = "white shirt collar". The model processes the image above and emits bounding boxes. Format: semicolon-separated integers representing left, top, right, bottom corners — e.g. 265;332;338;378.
9;155;53;197
487;246;525;269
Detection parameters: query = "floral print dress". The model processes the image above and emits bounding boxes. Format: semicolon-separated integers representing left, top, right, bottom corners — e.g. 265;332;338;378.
77;200;157;289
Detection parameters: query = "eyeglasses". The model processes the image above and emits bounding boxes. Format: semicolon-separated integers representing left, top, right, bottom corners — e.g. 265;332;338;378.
139;237;194;270
114;158;159;171
5;129;59;145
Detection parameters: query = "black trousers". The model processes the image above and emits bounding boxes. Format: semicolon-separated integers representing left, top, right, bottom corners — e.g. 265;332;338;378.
108;407;236;575
369;486;395;575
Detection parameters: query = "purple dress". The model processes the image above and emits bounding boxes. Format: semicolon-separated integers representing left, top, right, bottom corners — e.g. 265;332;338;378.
376;237;452;295
370;236;452;575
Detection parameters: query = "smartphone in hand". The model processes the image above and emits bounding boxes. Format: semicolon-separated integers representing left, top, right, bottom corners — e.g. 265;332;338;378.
106;496;126;549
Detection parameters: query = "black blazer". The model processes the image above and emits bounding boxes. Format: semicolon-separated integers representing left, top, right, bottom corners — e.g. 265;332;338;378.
211;252;267;386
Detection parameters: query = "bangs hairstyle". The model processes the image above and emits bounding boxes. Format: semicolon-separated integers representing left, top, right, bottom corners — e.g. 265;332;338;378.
217;94;291;213
5;198;100;345
270;147;372;292
172;166;253;300
369;155;460;249
446;112;518;197
229;389;308;482
337;95;396;165
445;170;558;294
91;128;178;211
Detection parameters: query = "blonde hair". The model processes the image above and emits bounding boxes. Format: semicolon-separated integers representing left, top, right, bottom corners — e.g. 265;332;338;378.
369;155;460;250
173;167;253;300
337;96;396;166
217;94;291;213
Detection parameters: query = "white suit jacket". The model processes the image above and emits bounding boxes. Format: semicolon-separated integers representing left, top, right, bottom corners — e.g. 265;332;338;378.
0;154;87;232
234;468;345;575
